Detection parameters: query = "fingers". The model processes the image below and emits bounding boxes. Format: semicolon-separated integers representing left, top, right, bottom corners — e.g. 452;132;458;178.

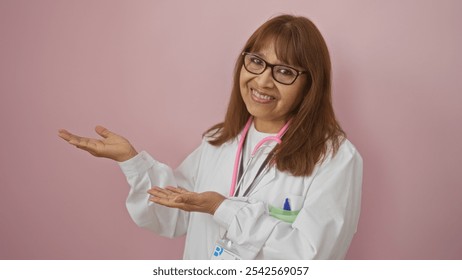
165;186;188;194
147;187;225;215
70;136;90;148
148;186;187;198
57;129;73;141
148;186;191;207
148;186;171;199
58;127;110;142
58;129;99;154
58;129;83;146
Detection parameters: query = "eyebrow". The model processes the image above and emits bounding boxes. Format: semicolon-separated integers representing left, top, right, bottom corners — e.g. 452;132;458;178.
252;52;286;66
252;52;301;71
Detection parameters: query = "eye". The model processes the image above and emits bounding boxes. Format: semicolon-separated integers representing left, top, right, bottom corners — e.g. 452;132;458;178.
276;67;297;77
250;56;265;66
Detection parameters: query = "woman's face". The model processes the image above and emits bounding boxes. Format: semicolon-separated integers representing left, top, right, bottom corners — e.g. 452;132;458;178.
239;42;308;133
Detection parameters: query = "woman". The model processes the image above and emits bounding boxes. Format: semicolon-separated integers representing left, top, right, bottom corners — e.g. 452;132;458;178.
58;15;362;259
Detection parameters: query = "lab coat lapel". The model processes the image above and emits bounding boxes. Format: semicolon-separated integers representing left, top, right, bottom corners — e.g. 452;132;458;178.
249;165;277;196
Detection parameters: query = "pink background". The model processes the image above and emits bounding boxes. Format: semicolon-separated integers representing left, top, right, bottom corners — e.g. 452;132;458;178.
1;0;461;259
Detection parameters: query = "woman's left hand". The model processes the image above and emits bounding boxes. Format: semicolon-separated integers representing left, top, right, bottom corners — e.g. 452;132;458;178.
148;186;226;215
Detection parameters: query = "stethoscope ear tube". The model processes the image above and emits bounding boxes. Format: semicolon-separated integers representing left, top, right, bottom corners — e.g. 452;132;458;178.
229;117;291;197
229;118;253;196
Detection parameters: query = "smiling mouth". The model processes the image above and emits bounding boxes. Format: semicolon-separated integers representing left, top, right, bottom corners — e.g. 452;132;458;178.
251;89;276;103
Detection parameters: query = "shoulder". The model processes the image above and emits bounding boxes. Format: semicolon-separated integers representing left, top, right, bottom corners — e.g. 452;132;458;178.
202;127;222;142
202;126;240;148
199;128;238;154
338;139;361;159
321;138;362;169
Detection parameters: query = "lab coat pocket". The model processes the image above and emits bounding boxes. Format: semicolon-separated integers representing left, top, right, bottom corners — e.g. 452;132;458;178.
268;194;303;223
268;205;300;223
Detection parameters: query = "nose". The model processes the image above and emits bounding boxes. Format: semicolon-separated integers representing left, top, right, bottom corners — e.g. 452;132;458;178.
255;67;275;88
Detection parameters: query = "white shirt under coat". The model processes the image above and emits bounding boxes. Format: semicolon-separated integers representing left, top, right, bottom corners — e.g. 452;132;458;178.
119;123;363;259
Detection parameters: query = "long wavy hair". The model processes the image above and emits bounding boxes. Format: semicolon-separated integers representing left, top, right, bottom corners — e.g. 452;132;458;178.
205;15;345;176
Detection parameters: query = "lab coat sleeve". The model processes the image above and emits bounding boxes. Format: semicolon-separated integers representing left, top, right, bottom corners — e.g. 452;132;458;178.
119;144;203;238
212;141;363;259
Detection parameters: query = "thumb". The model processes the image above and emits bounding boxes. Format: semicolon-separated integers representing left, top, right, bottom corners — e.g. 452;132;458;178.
95;125;115;139
173;196;185;203
174;194;192;204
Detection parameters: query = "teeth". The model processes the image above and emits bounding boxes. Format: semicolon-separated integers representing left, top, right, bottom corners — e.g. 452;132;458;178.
252;89;274;100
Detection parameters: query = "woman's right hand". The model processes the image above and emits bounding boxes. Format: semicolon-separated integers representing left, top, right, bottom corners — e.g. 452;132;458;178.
58;125;138;162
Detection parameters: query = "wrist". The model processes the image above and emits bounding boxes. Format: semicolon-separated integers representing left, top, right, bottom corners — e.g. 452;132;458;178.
116;148;138;162
210;196;226;215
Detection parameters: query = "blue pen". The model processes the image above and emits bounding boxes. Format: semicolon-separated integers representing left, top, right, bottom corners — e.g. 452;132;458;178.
283;198;291;211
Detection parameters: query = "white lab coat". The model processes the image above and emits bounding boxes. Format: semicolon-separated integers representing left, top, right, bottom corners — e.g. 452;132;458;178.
119;123;362;259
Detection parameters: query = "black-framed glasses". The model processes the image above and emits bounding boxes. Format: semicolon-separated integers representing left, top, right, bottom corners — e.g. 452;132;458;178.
242;52;307;85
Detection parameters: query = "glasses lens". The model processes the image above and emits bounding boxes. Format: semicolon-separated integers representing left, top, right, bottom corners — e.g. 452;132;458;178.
243;53;301;85
244;54;266;74
273;66;298;85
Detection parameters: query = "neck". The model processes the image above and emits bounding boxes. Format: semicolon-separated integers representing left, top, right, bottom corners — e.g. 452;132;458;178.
254;119;286;133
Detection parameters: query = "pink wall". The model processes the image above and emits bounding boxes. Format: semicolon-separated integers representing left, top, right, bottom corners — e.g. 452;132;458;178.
1;0;461;259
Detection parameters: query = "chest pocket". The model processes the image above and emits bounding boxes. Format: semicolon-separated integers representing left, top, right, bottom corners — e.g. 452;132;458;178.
252;160;321;224
269;205;300;223
268;194;304;223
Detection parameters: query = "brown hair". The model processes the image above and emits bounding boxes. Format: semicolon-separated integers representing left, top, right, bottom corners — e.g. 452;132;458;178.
205;15;345;176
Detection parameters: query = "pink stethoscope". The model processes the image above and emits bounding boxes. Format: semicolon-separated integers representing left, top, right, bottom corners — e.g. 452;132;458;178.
229;117;291;197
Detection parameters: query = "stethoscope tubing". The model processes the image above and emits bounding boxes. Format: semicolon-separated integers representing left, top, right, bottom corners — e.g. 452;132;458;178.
229;117;290;197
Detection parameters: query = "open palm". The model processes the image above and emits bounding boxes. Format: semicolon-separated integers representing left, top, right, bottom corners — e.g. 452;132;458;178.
58;125;138;162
